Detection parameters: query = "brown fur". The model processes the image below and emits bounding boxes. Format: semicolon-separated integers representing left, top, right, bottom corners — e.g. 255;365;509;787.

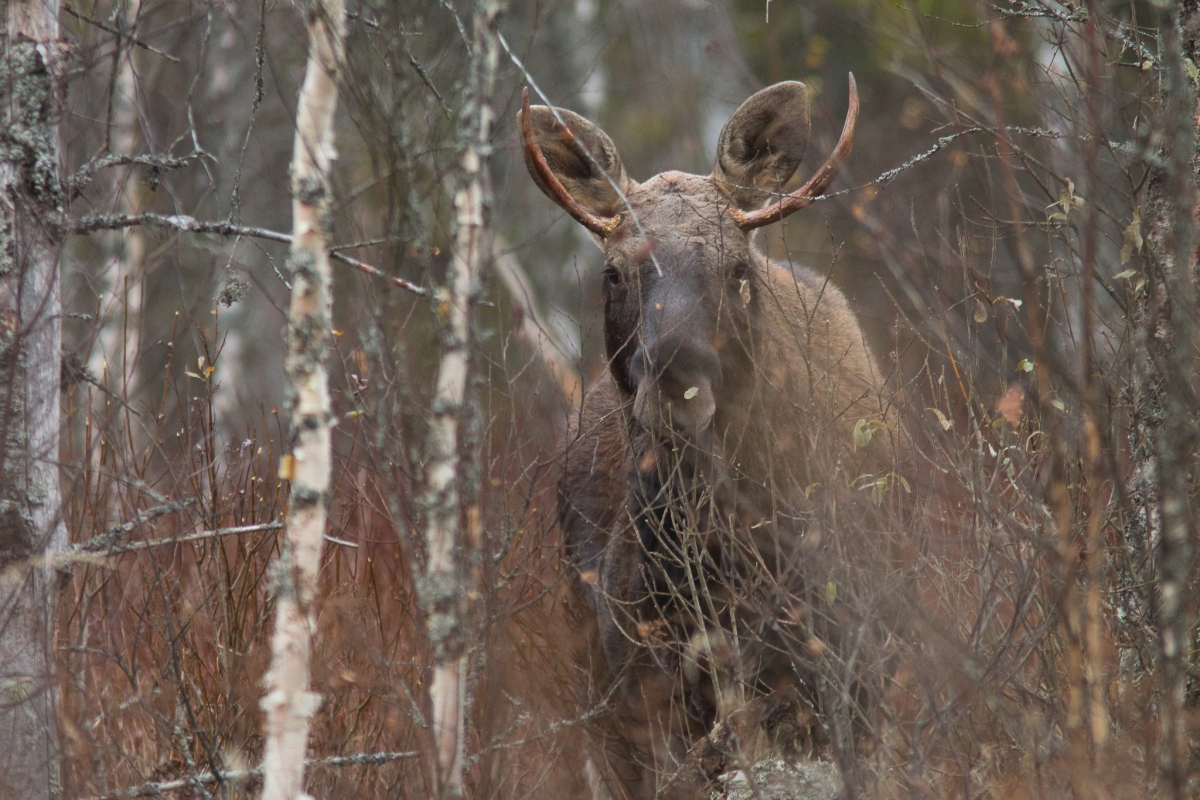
523;84;893;798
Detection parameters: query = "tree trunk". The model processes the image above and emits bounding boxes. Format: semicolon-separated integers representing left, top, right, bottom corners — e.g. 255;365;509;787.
96;0;146;398
260;2;345;799
415;2;501;797
0;4;66;799
1135;6;1200;798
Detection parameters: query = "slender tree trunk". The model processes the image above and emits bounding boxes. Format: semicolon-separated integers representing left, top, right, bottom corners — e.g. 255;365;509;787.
415;2;501;797
0;4;66;800
1133;6;1200;799
260;2;345;799
99;0;146;397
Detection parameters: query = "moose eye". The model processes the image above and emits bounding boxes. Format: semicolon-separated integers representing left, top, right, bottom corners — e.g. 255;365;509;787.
603;267;623;287
730;262;749;282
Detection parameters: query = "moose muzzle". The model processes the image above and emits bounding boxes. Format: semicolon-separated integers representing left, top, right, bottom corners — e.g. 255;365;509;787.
628;340;721;437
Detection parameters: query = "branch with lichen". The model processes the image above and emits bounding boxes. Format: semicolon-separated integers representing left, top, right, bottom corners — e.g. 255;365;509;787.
72;211;429;296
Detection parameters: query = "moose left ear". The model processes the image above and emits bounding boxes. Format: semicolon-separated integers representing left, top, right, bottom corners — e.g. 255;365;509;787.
712;82;811;210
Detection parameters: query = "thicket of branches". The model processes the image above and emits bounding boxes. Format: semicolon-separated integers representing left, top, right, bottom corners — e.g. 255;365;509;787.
1;0;1197;798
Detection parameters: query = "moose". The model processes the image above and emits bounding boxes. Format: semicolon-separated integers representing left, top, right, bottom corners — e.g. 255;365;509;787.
519;77;895;797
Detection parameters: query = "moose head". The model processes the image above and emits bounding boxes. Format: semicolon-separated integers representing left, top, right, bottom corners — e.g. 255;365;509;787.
519;78;858;441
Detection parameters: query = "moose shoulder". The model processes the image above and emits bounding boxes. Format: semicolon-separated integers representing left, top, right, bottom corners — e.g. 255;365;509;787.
520;78;895;796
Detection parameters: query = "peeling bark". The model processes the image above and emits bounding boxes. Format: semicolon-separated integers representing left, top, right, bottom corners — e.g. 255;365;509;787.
260;2;345;799
0;4;66;799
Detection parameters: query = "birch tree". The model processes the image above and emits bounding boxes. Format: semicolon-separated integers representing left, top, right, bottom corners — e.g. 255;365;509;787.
414;1;501;797
0;2;66;799
260;1;345;798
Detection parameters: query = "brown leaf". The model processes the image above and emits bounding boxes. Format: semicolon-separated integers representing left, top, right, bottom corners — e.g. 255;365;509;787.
973;298;989;324
995;384;1026;425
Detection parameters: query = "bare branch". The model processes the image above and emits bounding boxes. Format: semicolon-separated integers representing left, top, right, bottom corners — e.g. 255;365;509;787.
77;751;420;800
62;4;181;63
71;212;430;296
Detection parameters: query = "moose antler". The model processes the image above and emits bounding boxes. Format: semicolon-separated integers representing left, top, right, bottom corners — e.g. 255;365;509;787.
519;88;622;238
731;74;859;231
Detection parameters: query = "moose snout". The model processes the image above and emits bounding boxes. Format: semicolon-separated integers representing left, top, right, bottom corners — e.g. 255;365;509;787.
629;341;722;437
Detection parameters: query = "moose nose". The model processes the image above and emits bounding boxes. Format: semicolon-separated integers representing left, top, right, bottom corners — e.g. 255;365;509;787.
629;341;721;436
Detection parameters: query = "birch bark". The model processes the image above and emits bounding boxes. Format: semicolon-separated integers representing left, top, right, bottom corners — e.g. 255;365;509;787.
415;2;501;797
260;2;345;799
0;4;66;799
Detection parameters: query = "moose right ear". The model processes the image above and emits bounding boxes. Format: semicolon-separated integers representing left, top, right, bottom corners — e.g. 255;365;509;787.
520;106;631;220
712;82;812;210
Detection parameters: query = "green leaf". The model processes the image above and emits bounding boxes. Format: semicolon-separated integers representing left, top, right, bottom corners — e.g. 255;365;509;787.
853;418;875;450
683;387;699;400
826;580;837;604
1120;208;1143;265
1016;359;1035;373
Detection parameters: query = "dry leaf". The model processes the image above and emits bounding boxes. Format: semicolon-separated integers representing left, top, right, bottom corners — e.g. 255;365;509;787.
973;298;989;324
996;384;1026;426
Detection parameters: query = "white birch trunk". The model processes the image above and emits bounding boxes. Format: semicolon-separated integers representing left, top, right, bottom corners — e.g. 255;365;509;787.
417;4;501;798
260;2;345;799
0;4;66;799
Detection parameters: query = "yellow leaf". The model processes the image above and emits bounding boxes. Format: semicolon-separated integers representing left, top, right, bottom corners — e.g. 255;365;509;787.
1120;208;1142;265
278;454;294;480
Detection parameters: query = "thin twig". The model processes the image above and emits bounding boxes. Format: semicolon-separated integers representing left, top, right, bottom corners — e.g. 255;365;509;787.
62;4;181;63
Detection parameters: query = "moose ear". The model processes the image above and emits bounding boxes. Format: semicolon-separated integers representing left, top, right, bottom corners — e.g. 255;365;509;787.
520;106;631;219
712;82;811;210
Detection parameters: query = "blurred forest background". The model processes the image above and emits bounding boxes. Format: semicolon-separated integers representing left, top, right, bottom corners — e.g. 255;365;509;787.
2;0;1198;797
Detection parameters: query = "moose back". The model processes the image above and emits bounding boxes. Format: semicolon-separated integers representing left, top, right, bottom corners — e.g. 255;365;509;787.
519;77;894;796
